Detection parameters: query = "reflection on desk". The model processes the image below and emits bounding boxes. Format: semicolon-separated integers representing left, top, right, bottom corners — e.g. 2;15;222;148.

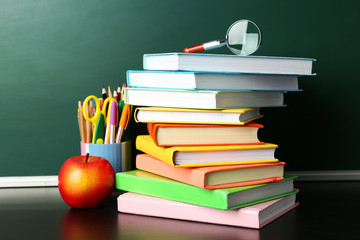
0;181;359;240
118;212;261;240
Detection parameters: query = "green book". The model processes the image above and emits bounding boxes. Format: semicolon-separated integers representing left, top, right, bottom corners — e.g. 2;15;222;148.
115;170;298;210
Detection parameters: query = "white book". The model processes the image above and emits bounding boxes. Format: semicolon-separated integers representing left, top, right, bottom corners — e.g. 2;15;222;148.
143;52;315;75
127;70;299;91
124;88;285;109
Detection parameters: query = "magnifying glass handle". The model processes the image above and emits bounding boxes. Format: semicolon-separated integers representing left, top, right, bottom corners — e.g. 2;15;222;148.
184;40;226;53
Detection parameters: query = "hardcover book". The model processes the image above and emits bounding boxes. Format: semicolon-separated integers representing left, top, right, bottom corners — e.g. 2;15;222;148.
115;170;298;210
147;122;264;147
136;135;278;167
124;88;285;109
127;70;300;91
117;192;299;229
134;107;262;125
143;52;315;75
136;154;285;189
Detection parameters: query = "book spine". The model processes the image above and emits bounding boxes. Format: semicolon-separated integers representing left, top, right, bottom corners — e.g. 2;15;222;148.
136;154;206;188
136;135;176;166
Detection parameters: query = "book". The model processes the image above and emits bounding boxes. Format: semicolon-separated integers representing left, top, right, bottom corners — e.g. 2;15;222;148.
136;154;285;189
124;88;285;109
117;192;299;229
127;70;300;91
147;122;264;147
136;135;278;167
115;170;298;210
134;107;262;125
143;52;315;75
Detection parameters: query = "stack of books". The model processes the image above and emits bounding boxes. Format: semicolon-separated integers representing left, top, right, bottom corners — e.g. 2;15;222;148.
116;52;315;229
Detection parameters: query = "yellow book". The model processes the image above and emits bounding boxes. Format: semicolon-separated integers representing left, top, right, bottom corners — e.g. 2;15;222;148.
134;107;263;125
136;135;279;167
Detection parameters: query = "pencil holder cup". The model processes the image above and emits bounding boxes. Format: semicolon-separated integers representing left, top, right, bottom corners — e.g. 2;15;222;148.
80;141;132;173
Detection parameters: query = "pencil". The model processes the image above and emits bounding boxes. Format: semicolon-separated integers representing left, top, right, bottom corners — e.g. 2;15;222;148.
115;104;130;143
113;89;118;102
102;85;107;100
117;85;121;100
85;101;93;143
77;100;85;143
121;83;126;101
89;100;94;131
108;85;113;98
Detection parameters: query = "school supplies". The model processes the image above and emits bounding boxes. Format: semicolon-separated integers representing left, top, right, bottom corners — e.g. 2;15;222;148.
117;85;121;100
113;89;119;102
79;84;131;144
116;104;131;143
82;95;117;143
108;85;113;98
85;100;93;143
102;85;107;100
77;100;86;143
184;20;262;56
93;113;105;144
108;100;118;144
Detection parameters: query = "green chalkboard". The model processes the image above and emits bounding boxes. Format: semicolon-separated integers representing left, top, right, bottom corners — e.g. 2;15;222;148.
0;0;359;176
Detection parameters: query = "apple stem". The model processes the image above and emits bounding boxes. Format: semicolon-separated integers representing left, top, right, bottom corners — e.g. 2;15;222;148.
85;153;89;163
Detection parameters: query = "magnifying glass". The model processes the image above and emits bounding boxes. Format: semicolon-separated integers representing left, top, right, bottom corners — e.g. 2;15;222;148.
184;19;261;56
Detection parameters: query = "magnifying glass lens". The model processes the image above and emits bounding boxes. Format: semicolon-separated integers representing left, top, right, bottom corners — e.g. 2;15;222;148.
226;20;261;55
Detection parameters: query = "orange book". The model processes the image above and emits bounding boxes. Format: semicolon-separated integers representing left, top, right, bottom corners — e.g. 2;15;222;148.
147;122;264;147
136;154;285;189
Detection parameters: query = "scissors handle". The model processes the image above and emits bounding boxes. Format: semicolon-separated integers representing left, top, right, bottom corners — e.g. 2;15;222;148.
101;97;117;123
82;95;100;126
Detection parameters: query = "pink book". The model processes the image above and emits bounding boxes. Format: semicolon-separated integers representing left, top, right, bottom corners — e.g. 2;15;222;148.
117;192;299;229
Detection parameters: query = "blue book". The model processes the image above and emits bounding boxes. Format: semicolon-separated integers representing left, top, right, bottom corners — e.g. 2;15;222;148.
127;70;300;91
143;52;316;75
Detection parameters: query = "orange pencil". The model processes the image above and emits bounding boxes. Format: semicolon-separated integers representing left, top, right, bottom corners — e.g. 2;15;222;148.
121;84;126;101
115;104;130;143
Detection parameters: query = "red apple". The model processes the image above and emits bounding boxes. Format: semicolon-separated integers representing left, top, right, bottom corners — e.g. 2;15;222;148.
58;153;115;208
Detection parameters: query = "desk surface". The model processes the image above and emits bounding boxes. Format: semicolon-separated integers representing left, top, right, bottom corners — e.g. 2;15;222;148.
0;181;359;240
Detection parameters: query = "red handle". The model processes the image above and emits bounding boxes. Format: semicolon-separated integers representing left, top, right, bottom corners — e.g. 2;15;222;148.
183;43;205;53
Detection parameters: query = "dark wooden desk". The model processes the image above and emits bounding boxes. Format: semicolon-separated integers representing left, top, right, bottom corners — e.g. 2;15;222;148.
0;181;359;240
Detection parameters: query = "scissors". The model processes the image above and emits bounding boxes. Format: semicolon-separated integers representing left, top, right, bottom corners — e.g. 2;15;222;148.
82;95;117;143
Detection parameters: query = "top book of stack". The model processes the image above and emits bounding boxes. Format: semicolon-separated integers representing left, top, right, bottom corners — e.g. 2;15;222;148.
143;53;315;75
